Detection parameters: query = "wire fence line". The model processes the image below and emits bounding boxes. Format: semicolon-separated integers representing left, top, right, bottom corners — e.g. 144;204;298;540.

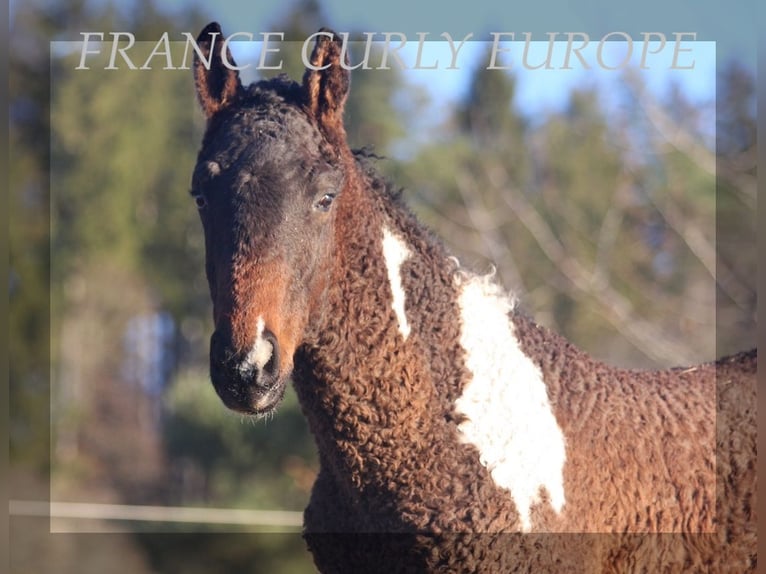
9;499;304;532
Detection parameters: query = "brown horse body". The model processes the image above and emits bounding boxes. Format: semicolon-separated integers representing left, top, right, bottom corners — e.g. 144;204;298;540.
189;22;756;573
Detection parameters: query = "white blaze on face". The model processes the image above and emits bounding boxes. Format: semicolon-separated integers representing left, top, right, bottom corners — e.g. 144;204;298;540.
242;316;274;375
382;226;412;340
454;273;566;532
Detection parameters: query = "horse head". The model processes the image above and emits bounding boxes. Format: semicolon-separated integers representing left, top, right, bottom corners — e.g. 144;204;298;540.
191;23;352;414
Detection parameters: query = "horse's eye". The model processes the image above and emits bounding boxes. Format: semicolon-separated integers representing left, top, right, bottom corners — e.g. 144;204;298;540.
314;193;336;212
194;194;207;209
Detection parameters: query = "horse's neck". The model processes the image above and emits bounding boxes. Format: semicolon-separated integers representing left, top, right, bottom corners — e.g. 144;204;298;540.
294;190;579;530
296;182;583;430
300;192;460;402
293;190;467;473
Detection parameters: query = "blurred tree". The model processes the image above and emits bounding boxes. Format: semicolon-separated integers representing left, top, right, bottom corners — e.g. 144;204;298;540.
459;61;526;150
714;63;757;357
13;4;201;573
396;50;531;303
396;56;750;368
8;138;51;470
49;8;214;507
8;0;92;473
163;372;316;509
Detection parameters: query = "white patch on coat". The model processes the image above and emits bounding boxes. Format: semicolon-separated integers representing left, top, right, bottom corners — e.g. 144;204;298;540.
382;226;412;339
242;316;274;375
454;272;566;532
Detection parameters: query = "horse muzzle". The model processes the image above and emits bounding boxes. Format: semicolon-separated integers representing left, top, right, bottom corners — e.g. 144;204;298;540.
209;328;286;414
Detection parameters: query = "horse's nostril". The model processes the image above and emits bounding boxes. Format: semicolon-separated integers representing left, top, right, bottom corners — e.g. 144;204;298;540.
209;327;281;390
260;328;280;379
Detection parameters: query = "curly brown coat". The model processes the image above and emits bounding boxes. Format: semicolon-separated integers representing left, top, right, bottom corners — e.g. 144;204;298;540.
190;22;757;573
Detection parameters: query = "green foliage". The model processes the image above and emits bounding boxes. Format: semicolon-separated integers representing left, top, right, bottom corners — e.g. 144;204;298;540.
9;137;51;467
163;371;317;510
458;55;525;149
51;44;207;320
398;59;753;368
713;63;757;356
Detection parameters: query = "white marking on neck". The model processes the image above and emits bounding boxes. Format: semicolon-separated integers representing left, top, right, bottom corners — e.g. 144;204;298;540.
382;226;412;339
242;316;274;374
454;272;566;532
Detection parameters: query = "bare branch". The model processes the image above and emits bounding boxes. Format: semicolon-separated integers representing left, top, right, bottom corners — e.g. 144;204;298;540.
591;172;629;289
627;73;716;177
490;169;698;366
620;79;755;315
718;150;757;208
453;169;527;294
646;187;753;313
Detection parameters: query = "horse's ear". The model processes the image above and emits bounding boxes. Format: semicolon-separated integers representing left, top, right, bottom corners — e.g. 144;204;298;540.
302;29;350;139
194;22;242;119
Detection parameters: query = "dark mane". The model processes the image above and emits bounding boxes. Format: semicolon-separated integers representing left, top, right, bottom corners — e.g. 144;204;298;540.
352;147;405;202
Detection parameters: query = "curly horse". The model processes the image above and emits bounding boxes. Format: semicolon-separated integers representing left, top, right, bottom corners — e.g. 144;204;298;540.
189;22;756;573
